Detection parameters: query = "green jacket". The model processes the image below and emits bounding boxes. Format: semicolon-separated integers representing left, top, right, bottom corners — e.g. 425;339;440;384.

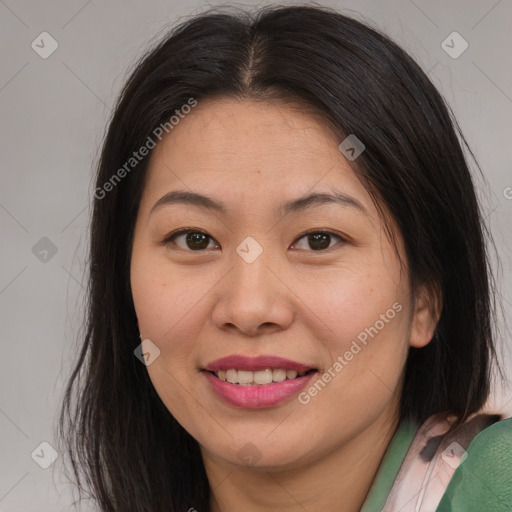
360;416;512;511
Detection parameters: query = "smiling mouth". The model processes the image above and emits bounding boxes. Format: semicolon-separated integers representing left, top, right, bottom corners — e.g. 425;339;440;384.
206;368;318;386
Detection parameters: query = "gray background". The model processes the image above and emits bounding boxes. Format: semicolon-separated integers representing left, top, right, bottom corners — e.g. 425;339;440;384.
1;0;511;510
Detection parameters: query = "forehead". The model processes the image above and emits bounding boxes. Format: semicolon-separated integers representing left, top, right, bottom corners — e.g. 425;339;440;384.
140;98;373;216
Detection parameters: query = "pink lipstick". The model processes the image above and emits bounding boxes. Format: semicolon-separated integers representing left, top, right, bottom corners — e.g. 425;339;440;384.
202;355;318;409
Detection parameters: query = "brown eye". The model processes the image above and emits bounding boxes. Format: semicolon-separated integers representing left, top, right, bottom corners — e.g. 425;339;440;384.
292;231;345;251
164;230;219;251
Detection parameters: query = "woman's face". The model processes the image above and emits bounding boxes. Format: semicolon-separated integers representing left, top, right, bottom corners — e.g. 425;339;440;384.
130;98;434;470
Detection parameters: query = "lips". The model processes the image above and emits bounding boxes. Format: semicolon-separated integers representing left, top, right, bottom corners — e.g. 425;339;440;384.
202;355;318;408
203;354;314;373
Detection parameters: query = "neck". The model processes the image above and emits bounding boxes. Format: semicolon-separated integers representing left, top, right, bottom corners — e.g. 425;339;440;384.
203;410;400;512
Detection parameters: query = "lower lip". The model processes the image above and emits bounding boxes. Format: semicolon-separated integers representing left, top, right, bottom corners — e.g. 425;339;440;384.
202;371;317;409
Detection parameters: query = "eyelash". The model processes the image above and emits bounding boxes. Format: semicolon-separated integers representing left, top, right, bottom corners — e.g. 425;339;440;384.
161;228;347;252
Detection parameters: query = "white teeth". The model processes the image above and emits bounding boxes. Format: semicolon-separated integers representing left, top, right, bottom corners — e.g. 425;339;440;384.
226;369;238;384
254;369;273;385
237;370;254;385
272;369;287;382
215;368;310;385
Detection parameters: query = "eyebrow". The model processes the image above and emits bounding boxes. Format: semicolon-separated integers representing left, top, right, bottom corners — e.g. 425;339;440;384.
149;189;367;217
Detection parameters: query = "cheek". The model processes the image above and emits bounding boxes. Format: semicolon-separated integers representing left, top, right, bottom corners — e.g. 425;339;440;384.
130;248;224;382
298;254;407;348
131;249;186;351
296;275;409;439
132;270;202;352
131;256;211;435
294;250;411;412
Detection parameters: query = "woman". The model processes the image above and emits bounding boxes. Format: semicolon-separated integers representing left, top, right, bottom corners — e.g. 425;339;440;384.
59;5;512;511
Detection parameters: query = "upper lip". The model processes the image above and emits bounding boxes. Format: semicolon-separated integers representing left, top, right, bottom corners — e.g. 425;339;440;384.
203;355;315;373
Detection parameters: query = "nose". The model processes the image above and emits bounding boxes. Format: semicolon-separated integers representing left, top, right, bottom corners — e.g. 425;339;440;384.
211;244;294;337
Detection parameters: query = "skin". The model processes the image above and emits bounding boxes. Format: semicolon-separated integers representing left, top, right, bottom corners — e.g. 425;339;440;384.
130;98;439;512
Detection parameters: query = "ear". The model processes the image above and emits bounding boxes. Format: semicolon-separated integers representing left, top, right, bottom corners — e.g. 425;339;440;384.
410;283;443;348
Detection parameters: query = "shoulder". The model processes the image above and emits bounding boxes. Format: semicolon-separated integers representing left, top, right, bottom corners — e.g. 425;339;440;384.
437;416;512;511
470;415;512;448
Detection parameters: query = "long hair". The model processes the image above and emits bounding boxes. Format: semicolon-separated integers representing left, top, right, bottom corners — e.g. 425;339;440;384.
58;5;502;511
